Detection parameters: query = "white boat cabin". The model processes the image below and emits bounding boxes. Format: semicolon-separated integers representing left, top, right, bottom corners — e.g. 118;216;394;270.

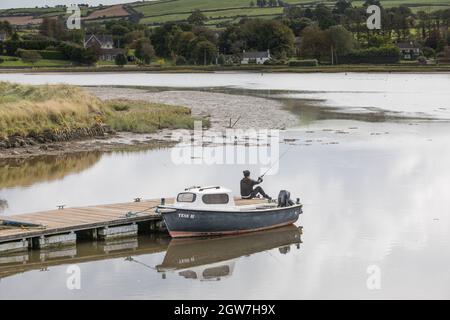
174;186;236;210
171;186;276;212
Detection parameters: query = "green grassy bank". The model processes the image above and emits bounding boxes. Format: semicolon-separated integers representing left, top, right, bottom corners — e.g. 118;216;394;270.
0;82;207;140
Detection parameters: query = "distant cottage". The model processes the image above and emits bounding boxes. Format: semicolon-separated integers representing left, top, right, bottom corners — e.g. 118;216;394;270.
241;50;271;64
84;34;123;61
396;41;421;60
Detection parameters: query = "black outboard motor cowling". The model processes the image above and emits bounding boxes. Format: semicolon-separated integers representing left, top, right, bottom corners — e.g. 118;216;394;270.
278;190;294;207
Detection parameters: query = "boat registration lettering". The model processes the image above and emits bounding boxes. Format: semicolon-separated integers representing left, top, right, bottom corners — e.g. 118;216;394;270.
178;213;195;219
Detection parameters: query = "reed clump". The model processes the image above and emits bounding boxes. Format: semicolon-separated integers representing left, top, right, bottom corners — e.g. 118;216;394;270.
0;82;207;140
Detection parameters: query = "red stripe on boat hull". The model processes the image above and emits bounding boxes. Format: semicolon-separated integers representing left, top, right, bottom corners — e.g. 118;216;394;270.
168;220;298;238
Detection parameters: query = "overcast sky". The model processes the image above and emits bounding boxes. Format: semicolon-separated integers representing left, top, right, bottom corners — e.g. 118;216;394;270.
0;1;146;10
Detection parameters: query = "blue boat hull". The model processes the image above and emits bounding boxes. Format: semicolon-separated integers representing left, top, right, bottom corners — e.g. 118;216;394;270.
161;205;302;238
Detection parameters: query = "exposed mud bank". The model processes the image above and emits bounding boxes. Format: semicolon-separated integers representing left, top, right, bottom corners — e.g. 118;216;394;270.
0;124;115;150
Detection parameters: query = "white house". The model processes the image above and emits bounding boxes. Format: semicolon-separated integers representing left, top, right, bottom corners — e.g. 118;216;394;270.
396;41;421;60
241;50;271;64
0;32;7;42
84;34;114;49
84;34;123;61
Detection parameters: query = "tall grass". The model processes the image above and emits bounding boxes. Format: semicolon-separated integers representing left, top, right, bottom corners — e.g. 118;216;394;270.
0;82;104;137
104;99;203;133
0;82;207;139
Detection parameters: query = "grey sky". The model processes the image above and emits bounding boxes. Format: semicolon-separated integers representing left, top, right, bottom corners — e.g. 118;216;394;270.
0;1;146;10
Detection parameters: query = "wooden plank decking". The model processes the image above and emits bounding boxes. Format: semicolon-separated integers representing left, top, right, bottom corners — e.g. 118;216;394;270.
0;198;265;244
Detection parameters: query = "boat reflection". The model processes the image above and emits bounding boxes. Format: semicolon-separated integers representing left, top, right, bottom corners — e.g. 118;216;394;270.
157;225;303;281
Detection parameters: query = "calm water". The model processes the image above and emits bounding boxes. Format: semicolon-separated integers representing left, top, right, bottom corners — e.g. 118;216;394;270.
0;73;449;299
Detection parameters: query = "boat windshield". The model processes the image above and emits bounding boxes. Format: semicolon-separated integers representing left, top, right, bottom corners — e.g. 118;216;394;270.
177;192;196;203
202;193;229;205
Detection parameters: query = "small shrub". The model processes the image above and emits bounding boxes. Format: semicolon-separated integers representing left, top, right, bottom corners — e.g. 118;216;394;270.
175;56;187;65
17;49;42;64
340;46;401;64
115;53;127;67
288;59;318;67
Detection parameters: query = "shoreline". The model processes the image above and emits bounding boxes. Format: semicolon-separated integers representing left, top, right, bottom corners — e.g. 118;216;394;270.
0;87;298;160
1;64;450;74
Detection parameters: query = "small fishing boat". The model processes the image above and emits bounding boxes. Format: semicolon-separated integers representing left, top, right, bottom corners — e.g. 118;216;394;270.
157;186;302;238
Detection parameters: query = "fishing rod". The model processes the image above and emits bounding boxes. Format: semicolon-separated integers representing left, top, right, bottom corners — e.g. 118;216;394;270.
258;144;294;179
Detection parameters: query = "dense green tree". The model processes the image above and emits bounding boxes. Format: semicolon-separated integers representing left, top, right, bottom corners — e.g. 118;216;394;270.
169;31;196;59
0;21;12;34
134;38;155;64
327;25;355;63
175;55;187;65
299;26;329;60
111;25;130;37
283;6;304;19
11;32;20;41
219;19;294;58
115;53;128;67
192;40;217;65
283;17;312;36
367;34;392;48
314;4;337;29
150;23;177;57
333;0;352;15
363;0;382;7
257;0;267;8
421;47;435;59
40;17;66;40
187;10;208;26
342;7;365;41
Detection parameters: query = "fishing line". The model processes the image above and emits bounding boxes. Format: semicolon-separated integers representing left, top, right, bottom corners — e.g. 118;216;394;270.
259;143;295;179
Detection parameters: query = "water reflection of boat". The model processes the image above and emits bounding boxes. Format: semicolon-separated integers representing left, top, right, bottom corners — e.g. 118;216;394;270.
156;225;302;280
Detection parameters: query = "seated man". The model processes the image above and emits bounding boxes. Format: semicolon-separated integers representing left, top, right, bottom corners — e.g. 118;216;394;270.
240;170;271;200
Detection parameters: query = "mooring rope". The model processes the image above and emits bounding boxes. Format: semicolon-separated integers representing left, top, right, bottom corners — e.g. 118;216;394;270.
123;205;160;218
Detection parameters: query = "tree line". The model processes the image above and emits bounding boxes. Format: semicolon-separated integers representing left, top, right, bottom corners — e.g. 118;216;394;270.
1;0;449;66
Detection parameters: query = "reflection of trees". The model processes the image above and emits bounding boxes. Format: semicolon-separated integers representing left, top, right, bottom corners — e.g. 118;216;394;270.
0;152;102;189
0;199;8;213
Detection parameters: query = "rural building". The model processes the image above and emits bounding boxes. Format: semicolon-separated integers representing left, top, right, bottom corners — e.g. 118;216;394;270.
241;50;271;64
396;41;421;60
84;34;123;61
0;32;7;42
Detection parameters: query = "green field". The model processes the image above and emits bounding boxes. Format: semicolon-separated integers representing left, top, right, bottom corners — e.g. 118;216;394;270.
135;0;450;26
353;0;450;9
1;0;449;27
134;0;335;26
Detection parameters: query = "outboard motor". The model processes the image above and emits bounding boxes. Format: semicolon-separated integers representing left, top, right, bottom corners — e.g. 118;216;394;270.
278;190;294;207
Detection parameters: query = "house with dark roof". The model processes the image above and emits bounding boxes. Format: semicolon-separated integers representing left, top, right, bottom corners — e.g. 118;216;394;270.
241;50;271;64
396;41;421;60
84;34;123;61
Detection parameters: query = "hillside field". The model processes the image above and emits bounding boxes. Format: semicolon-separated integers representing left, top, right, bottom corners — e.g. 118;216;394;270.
1;0;449;27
